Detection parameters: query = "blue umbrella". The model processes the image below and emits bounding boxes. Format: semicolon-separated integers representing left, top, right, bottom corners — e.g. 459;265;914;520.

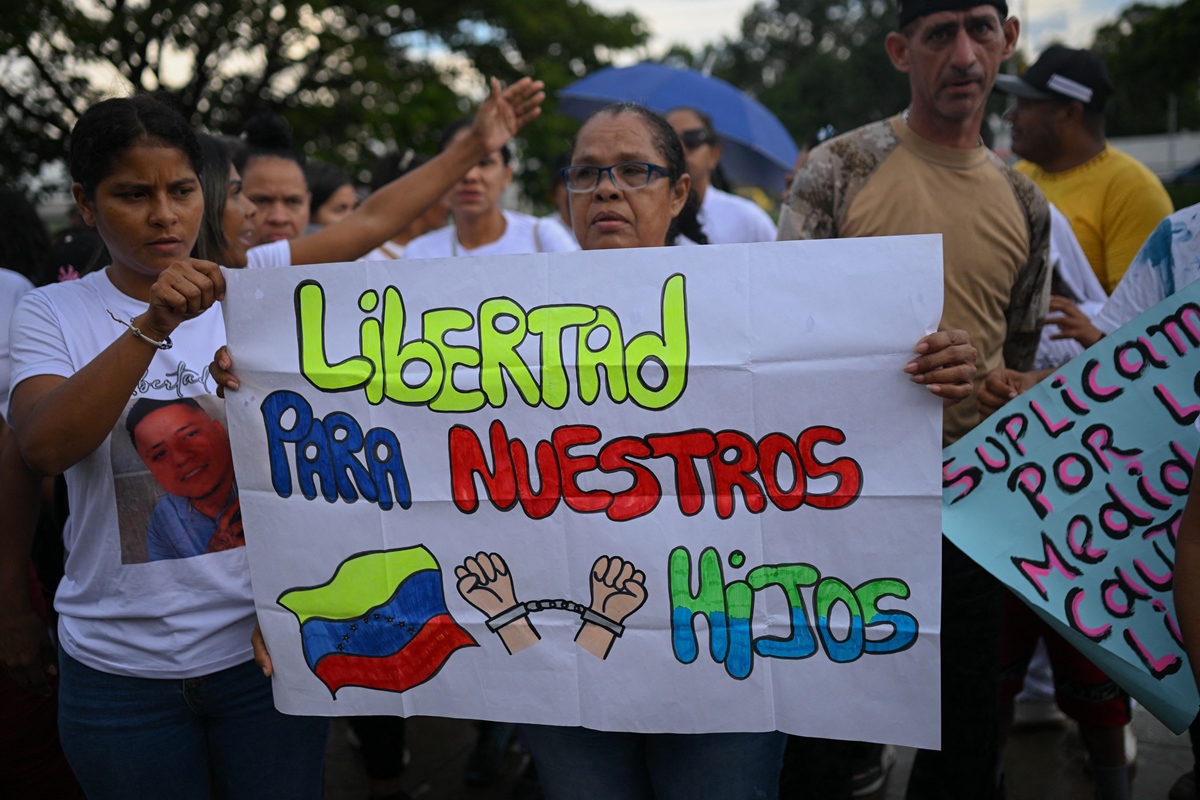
558;63;799;190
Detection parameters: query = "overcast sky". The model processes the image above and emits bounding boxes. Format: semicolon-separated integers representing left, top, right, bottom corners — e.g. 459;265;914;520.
589;0;1174;56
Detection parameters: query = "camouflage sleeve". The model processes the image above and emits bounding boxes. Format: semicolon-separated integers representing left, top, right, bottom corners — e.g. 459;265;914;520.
777;120;896;243
1003;169;1052;372
777;145;841;241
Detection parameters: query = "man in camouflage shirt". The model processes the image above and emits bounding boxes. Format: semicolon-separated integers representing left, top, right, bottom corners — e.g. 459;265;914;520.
777;0;1051;797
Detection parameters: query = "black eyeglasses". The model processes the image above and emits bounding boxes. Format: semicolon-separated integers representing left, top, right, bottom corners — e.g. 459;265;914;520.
678;128;714;150
561;162;670;193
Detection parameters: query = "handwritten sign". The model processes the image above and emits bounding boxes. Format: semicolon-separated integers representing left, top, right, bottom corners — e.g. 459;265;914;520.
222;238;946;747
943;280;1200;733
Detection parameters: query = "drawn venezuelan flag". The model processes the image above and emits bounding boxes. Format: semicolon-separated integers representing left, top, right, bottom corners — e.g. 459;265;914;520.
278;546;477;696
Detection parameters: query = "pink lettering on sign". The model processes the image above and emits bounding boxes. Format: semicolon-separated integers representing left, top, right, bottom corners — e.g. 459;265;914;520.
1012;534;1081;600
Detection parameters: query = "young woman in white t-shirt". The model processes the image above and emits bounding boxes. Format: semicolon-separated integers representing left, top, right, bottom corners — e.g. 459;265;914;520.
404;117;578;259
3;95;331;800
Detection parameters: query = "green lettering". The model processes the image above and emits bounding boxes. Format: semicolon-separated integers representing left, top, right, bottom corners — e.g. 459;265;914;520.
528;305;596;409
479;298;540;407
625;273;688;410
296;281;373;392
424;308;483;412
381;287;443;405
577;307;628;405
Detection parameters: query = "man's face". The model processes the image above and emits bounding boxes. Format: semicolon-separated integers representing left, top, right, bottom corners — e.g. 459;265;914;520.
242;155;310;244
898;7;1018;124
133;404;233;502
1005;97;1067;165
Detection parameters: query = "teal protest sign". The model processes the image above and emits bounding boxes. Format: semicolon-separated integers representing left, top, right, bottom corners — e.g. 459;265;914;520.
943;280;1200;733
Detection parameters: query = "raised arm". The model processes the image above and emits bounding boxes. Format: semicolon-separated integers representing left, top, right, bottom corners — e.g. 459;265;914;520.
288;77;545;266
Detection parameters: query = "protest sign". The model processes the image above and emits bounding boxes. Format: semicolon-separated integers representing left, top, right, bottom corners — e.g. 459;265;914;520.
942;280;1200;733
222;237;945;746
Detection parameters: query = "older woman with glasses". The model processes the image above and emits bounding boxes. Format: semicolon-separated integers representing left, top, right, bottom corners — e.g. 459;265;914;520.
516;102;978;800
665;107;779;245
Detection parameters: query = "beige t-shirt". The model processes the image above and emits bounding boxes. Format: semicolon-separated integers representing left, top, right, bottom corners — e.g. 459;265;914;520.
779;116;1051;445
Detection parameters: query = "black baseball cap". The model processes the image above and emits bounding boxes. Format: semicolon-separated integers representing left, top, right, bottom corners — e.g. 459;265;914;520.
994;45;1113;112
898;0;1008;28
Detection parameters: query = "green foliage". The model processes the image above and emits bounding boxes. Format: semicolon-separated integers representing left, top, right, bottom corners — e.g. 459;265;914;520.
0;0;645;199
1092;0;1200;136
707;0;909;145
1166;181;1200;209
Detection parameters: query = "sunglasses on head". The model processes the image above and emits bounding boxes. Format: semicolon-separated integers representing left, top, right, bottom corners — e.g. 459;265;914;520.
679;128;714;150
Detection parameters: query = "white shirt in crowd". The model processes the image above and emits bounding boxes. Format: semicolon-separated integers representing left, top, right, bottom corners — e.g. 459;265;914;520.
1033;204;1109;371
696;187;777;245
404;210;579;259
0;267;34;414
9;270;254;678
246;239;293;270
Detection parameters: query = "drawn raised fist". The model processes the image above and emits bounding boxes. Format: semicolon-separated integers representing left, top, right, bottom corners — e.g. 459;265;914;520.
588;555;647;624
455;552;520;619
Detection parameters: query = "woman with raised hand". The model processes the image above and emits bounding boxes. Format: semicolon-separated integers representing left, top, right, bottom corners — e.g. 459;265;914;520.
223;78;547;270
3;94;328;799
403;116;578;259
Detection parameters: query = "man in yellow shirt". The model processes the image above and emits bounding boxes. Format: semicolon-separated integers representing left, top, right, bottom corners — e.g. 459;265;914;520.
997;45;1173;293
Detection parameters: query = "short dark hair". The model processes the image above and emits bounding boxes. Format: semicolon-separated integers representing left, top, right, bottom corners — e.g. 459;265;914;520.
369;149;426;193
438;117;511;165
304;160;353;216
666;106;719;145
125;396;205;447
69;95;203;199
236;111;307;176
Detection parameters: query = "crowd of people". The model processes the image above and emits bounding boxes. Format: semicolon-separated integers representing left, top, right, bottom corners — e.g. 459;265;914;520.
0;0;1197;798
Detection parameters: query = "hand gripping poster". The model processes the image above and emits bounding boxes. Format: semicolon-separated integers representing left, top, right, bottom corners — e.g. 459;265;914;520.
221;237;945;747
943;279;1200;733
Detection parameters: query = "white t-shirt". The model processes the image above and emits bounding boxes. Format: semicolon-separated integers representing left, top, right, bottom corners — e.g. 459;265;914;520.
9;270;254;678
404;210;579;259
246;239;293;269
0;268;34;415
697;187;778;245
1033;205;1108;370
1094;204;1200;335
539;212;578;246
360;241;407;262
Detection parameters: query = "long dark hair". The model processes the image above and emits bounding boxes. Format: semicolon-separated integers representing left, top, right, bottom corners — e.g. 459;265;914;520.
569;103;708;245
193;133;236;263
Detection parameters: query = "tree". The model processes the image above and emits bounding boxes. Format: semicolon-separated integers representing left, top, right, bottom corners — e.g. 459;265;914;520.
706;0;909;146
1092;0;1200;137
0;0;646;198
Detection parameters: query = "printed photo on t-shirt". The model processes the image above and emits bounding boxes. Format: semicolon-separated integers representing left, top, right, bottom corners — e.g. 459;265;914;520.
112;394;243;564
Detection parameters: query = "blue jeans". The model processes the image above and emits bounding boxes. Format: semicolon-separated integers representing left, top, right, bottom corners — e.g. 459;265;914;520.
523;724;786;800
57;648;328;800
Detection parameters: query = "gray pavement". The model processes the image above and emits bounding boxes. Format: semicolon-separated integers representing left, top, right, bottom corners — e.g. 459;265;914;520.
323;706;1192;799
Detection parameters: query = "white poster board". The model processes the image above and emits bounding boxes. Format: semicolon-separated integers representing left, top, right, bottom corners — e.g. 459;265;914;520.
222;236;945;748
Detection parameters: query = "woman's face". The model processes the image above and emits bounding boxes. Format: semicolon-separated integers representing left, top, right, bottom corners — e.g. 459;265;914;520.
666;109;720;195
221;164;257;268
73;141;203;282
448;128;512;222
313;183;357;226
568;113;689;251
